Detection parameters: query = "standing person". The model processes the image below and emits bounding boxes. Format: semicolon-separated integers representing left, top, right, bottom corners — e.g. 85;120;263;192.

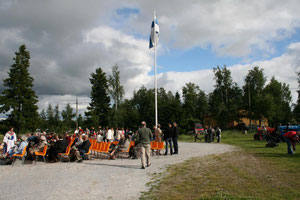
172;122;179;154
164;123;173;155
207;126;212;143
106;127;114;142
136;121;152;169
204;126;208;143
90;127;96;138
216;127;222;143
154;124;162;155
3;128;17;157
154;124;162;142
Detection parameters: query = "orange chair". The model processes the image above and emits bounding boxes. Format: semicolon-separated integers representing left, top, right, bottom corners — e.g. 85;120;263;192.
151;141;158;150
58;145;71;162
84;146;92;160
35;145;48;164
157;142;164;150
12;146;27;166
101;142;111;158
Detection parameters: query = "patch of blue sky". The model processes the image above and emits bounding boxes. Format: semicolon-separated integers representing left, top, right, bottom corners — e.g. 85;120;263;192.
148;46;243;75
247;28;300;62
116;7;139;18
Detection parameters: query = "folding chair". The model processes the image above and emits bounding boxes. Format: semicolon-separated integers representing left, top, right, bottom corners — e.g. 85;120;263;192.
35;145;48;164
12;146;27;166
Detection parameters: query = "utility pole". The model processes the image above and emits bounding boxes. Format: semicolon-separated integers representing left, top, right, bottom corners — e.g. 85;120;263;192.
248;83;251;127
76;96;78;129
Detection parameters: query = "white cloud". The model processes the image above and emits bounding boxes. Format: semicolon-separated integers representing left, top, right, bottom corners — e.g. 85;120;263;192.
154;42;300;103
125;0;300;58
0;0;299;115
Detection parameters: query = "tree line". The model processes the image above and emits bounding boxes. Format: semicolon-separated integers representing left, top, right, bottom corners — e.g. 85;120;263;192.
0;45;299;134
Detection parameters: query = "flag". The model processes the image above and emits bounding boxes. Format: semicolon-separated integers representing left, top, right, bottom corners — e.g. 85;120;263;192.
149;13;159;49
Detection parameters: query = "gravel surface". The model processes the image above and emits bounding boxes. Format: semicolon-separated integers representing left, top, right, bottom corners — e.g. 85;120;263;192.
0;142;235;200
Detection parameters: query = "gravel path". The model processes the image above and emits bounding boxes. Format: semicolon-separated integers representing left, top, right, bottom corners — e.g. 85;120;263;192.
0;142;235;200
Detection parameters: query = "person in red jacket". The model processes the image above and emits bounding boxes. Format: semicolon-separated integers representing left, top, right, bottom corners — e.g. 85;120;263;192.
283;131;299;155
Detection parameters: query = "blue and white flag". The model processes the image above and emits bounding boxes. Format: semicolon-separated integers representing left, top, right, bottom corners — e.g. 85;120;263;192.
149;13;159;49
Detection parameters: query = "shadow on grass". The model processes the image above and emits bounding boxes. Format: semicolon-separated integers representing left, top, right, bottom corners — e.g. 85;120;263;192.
254;152;300;158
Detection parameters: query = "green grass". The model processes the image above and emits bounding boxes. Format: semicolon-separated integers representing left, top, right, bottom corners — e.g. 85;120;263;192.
140;131;300;200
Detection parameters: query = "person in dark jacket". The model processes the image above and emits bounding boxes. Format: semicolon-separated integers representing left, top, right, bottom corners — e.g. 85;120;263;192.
172;122;179;154
74;135;91;162
207;126;212;143
48;135;69;162
164;123;173;155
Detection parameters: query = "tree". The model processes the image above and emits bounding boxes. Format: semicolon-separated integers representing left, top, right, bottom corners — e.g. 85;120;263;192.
108;65;124;111
108;65;124;126
264;77;292;126
46;104;55;131
182;82;209;130
85;68;110;127
39;109;47;131
132;86;155;127
243;66;266;126
294;71;300;123
0;44;39;133
54;104;61;132
209;66;242;128
61;103;75;131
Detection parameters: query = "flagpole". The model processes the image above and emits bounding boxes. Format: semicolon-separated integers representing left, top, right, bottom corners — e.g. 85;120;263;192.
154;11;158;128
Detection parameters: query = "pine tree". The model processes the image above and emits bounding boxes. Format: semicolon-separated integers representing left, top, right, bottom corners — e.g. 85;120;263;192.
61;103;75;131
85;68;110;127
46;104;55;131
0;44;39;133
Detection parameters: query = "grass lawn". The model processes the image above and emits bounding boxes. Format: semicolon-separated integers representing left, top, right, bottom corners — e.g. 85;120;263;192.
140;131;300;200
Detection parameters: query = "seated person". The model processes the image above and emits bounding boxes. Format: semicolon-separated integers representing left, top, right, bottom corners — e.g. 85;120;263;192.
71;133;83;150
28;136;48;160
48;135;69;162
7;135;28;160
109;134;130;159
72;135;91;162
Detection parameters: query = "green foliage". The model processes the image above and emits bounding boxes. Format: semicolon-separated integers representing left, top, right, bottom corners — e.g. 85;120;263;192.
294;71;300;123
264;77;292;125
61;103;75;132
0;44;39;133
209;66;243;128
85;67;110;127
243;66;266;124
182;82;208;130
108;65;125;126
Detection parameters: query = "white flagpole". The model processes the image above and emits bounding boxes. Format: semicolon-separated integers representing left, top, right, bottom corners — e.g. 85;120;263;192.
154;11;158;128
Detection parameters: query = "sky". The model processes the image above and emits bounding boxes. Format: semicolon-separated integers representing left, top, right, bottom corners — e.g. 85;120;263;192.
0;0;299;115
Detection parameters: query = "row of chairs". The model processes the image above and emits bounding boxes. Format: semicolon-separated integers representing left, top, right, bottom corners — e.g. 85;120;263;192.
12;145;49;166
11;139;166;166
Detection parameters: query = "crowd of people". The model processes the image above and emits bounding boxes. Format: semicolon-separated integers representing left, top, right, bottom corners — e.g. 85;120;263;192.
203;126;222;143
0;122;181;168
